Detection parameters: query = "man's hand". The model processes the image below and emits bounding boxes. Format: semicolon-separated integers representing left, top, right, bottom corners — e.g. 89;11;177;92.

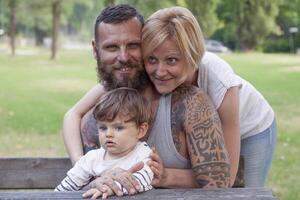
87;163;144;196
148;147;167;187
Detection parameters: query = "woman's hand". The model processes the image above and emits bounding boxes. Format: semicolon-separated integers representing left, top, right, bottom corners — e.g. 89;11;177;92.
148;147;167;187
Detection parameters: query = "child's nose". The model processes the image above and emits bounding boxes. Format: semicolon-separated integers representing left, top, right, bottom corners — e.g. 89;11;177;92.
106;129;114;137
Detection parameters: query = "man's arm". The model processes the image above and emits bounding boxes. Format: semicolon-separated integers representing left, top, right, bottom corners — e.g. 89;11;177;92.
149;85;230;188
174;85;231;188
63;84;104;165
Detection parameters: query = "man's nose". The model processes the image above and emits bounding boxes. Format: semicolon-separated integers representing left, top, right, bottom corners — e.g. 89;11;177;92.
117;48;129;63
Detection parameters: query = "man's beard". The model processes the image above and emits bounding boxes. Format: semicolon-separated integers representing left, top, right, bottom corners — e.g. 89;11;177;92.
96;58;150;92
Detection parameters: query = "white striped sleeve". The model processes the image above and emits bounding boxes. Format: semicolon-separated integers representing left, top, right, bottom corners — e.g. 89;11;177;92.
132;162;153;192
113;163;153;195
55;175;82;191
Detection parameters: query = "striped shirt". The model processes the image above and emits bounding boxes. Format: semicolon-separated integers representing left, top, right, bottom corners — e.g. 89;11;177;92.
55;141;153;193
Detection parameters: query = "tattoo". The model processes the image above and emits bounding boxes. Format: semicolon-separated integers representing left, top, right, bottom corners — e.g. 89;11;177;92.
172;85;230;188
81;110;100;153
171;96;184;152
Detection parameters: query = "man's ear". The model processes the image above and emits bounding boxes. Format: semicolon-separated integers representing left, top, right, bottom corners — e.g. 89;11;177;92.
92;39;98;59
137;122;149;139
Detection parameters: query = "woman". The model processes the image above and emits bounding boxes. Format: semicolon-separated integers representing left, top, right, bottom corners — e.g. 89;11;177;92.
141;7;276;187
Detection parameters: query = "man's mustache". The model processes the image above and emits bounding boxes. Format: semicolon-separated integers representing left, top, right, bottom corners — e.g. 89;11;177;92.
112;61;139;70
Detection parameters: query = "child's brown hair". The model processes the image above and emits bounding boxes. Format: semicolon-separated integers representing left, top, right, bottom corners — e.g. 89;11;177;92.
93;87;151;126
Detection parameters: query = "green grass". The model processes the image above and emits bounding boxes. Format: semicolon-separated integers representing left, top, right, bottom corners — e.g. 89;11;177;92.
1;49;300;199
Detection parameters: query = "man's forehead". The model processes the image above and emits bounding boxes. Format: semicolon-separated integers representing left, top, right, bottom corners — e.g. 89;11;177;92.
97;18;142;34
96;18;142;43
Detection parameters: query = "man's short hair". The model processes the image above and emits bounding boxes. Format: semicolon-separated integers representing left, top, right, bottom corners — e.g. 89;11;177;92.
94;4;144;40
93;87;151;126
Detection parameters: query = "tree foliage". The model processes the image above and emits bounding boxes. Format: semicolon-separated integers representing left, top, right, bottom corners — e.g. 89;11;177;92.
183;0;220;38
235;0;280;50
1;0;299;53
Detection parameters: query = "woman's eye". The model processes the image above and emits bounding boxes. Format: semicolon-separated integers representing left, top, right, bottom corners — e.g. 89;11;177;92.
167;57;177;65
147;56;158;64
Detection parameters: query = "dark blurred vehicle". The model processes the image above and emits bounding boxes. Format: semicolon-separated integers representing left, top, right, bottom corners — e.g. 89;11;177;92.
205;40;231;53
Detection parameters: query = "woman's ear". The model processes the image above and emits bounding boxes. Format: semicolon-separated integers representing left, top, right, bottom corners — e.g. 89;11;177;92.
137;122;149;139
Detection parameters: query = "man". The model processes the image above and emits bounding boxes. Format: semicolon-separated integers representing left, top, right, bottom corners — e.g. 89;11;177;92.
63;4;230;196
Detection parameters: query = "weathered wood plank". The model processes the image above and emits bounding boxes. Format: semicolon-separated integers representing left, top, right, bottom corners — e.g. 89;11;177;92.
0;188;277;200
0;157;72;189
0;156;244;189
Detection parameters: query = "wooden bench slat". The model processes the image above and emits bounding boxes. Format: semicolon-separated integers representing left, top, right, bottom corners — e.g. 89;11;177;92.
0;157;71;189
0;156;244;189
0;188;277;200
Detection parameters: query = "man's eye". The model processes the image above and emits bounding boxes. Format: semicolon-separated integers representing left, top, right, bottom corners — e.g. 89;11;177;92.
128;43;140;49
105;45;118;51
147;56;158;64
167;57;177;65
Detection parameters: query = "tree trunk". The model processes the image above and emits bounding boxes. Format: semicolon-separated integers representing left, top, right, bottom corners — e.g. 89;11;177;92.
9;0;16;56
51;0;61;60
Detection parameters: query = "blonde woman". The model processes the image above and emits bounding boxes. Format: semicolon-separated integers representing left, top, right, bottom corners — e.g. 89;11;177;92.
141;6;276;187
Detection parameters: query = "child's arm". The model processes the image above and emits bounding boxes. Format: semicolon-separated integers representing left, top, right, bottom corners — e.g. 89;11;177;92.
55;153;94;191
131;161;153;192
83;161;153;198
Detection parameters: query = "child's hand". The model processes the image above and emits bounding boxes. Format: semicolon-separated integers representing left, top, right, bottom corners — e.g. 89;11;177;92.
100;185;114;199
82;185;113;199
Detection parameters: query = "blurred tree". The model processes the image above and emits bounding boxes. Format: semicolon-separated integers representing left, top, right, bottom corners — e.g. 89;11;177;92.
18;1;51;46
276;0;300;51
126;0;177;19
9;0;16;55
235;0;280;50
212;0;238;50
183;0;220;38
51;0;61;60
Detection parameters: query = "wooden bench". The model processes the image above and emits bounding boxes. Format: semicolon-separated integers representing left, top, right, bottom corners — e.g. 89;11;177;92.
0;157;278;199
0;157;244;189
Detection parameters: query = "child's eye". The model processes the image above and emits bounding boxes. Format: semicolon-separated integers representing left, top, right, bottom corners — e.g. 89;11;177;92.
98;126;107;131
115;126;124;131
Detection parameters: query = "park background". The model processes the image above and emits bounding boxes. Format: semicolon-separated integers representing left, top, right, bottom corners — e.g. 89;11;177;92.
0;0;299;199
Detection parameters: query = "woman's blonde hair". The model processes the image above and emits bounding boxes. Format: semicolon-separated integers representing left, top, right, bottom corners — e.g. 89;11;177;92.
142;6;205;74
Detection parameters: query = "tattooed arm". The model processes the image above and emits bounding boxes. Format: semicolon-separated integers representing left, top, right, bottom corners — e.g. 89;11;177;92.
178;85;230;188
154;85;230;188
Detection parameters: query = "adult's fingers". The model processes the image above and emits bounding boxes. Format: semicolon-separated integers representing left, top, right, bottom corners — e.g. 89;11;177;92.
92;176;122;197
128;161;144;173
114;175;136;194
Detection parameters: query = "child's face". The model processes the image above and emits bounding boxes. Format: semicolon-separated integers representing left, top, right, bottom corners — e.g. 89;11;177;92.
97;115;147;159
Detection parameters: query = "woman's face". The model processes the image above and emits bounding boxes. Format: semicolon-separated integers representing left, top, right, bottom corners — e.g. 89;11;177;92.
144;38;188;94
